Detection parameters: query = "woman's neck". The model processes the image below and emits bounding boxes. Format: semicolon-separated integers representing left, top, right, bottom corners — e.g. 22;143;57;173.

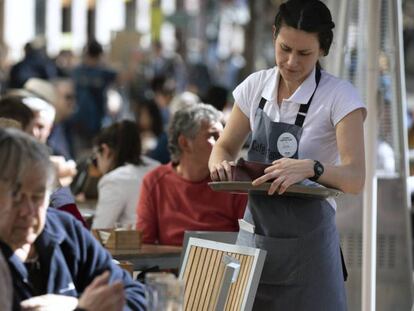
278;79;299;104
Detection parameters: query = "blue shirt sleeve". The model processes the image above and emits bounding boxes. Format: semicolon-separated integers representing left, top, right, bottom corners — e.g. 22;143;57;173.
46;210;147;311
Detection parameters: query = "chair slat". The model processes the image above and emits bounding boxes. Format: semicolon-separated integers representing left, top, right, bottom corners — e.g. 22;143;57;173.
199;248;216;311
193;247;210;310
209;251;225;310
206;249;222;311
184;246;203;310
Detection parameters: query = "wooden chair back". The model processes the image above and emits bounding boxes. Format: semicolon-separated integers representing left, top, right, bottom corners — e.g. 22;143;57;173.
179;237;266;311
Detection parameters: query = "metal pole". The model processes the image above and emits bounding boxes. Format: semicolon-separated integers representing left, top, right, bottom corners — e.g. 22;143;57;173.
332;0;349;77
393;0;414;302
362;0;381;310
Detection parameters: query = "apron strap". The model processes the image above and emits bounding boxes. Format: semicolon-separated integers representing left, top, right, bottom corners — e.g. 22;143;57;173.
340;246;348;281
258;97;267;110
294;68;322;127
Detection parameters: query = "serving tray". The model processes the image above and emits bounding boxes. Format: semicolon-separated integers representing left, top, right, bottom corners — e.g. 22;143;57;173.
208;181;343;199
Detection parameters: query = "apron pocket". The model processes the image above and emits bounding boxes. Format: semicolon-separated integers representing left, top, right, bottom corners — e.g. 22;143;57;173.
254;233;301;286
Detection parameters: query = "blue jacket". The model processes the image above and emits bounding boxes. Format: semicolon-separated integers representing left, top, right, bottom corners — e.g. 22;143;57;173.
0;209;146;311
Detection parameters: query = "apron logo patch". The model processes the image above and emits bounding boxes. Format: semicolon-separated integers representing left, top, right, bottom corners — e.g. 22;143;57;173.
277;132;298;157
251;140;266;155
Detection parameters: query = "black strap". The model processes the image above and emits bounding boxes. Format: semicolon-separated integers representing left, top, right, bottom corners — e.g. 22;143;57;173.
340;247;348;281
258;97;267;110
294;68;322;127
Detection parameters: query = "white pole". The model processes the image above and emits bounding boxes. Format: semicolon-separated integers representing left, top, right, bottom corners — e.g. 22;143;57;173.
393;0;414;302
362;0;381;310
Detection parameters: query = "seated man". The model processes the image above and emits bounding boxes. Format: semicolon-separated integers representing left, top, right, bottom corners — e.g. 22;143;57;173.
8;78;78;185
0;128;146;311
137;103;247;246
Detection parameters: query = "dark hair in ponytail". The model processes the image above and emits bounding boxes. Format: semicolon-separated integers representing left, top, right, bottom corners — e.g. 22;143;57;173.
274;0;335;56
94;120;143;170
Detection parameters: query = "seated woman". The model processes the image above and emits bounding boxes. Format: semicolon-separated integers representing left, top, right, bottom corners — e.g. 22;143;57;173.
92;120;159;229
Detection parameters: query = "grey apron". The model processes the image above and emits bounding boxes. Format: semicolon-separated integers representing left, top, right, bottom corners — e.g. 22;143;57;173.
237;68;347;310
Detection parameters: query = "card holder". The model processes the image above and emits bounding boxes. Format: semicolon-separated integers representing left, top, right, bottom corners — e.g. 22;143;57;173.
231;157;272;182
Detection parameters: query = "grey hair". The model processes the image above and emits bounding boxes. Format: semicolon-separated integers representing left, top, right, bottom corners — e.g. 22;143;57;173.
0;128;55;188
168;103;223;163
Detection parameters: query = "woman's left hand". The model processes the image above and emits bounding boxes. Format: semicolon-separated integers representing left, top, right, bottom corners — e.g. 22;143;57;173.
252;158;314;195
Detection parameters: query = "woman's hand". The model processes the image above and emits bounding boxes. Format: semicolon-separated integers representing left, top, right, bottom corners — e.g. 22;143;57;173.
252;158;314;195
210;160;235;181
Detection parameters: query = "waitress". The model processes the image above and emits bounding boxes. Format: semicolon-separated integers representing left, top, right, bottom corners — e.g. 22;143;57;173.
209;0;366;310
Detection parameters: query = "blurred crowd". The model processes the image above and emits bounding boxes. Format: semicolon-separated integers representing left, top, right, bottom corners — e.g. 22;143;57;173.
0;36;241;187
0;35;248;310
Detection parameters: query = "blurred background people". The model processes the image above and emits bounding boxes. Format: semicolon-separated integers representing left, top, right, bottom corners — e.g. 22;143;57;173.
169;90;200;116
48;78;76;160
150;75;176;128
0;95;35;134
8;39;57;89
15;78;77;186
92;120;159;229
134;97;170;164
70;39;118;157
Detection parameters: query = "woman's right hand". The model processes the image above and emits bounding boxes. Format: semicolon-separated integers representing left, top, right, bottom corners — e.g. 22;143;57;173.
209;160;235;181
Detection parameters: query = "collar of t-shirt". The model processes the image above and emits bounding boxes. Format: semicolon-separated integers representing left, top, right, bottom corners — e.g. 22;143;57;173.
260;66;318;105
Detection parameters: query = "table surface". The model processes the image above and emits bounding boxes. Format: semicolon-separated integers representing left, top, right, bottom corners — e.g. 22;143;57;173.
109;244;182;258
78;201;183;270
109;244;183;270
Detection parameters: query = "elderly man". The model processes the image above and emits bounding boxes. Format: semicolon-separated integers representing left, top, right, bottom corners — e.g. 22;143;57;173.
137;104;247;246
0;128;146;311
7;78;77;185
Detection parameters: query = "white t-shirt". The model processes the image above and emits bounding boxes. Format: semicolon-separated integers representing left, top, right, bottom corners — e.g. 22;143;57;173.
92;156;160;229
233;66;366;208
233;66;366;165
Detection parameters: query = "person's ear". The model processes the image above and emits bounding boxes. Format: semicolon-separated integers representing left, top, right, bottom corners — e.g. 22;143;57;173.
272;25;277;41
178;135;191;153
100;143;113;158
319;48;325;58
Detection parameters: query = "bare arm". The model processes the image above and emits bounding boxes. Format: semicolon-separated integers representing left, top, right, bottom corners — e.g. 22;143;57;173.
209;104;251;181
253;108;366;195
